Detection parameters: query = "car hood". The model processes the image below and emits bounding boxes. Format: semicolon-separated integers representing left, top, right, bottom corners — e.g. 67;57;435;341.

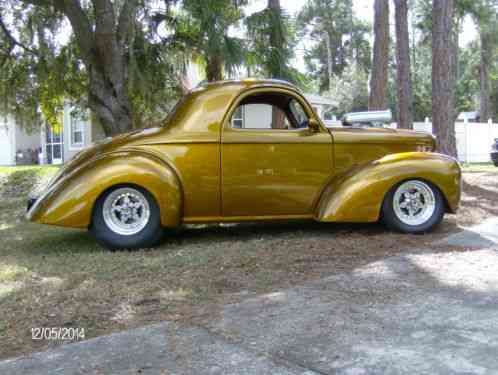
329;126;436;147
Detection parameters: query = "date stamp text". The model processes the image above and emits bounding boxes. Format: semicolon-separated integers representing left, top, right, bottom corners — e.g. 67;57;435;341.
31;327;85;341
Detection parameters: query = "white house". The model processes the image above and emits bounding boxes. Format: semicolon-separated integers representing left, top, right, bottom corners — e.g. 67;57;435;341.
40;103;106;165
0;114;40;166
0;106;101;166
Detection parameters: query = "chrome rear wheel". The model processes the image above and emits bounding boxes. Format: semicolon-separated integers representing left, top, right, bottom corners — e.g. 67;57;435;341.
103;188;151;236
92;185;162;250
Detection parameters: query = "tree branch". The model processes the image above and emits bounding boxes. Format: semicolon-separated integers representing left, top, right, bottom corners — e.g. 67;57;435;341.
91;0;124;79
53;0;95;65
117;0;138;45
0;14;39;55
92;0;116;35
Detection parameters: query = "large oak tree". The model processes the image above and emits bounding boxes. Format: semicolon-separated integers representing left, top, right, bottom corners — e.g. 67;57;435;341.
1;0;248;136
29;0;137;136
0;0;185;136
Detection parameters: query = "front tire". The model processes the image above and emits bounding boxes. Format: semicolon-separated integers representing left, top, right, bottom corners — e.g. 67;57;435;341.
382;179;445;234
91;185;163;250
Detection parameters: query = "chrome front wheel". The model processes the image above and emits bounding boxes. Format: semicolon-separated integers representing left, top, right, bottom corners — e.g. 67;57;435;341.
392;180;436;226
382;179;445;234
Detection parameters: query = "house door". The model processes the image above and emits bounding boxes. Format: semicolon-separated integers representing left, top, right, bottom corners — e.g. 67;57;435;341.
45;123;63;165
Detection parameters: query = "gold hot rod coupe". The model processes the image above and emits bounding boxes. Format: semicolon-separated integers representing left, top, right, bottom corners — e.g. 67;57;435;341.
27;79;461;249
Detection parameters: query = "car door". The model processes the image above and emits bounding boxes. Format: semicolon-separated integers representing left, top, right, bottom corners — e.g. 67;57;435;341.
221;89;333;218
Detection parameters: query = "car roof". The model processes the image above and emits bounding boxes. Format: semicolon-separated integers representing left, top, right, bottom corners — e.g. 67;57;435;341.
193;78;300;93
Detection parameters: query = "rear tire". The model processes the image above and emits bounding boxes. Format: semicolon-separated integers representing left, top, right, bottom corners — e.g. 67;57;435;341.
91;185;163;250
382;179;445;234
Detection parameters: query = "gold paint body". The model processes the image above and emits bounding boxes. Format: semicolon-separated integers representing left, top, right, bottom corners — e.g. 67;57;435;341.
27;80;461;229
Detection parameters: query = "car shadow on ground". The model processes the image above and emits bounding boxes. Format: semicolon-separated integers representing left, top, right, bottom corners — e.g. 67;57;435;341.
162;218;461;247
171;220;384;240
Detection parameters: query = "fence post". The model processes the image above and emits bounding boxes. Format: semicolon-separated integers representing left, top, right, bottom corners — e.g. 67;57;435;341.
465;118;471;163
424;117;431;133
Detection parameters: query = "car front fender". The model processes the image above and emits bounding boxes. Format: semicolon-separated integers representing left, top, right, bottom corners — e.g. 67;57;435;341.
315;152;461;223
27;149;182;228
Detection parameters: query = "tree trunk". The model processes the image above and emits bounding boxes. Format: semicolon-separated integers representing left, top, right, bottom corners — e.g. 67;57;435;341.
268;0;280;11
268;0;284;79
369;0;389;110
394;0;413;129
453;17;460;85
206;54;223;81
480;29;491;122
272;108;287;129
324;31;334;94
88;66;133;135
40;0;138;137
432;0;457;157
268;0;286;128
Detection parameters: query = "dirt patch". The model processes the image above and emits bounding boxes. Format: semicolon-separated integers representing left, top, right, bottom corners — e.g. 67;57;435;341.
458;172;498;226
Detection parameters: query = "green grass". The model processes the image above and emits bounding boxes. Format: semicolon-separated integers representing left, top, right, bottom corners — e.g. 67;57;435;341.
0;165;59;175
461;163;498;173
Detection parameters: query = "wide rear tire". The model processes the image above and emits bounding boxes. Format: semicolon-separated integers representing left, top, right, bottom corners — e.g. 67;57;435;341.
382;179;445;234
91;185;163;250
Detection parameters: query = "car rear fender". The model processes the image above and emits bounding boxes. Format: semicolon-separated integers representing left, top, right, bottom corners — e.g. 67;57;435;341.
28;149;182;228
315;152;461;223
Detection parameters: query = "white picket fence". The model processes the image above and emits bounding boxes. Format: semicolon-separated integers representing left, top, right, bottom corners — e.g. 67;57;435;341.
391;121;498;163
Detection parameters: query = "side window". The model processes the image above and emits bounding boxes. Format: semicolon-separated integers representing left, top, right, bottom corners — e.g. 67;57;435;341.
289;99;309;129
231;104;290;129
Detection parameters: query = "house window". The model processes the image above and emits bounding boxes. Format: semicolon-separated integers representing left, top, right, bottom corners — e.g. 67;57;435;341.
70;113;85;148
232;106;244;128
